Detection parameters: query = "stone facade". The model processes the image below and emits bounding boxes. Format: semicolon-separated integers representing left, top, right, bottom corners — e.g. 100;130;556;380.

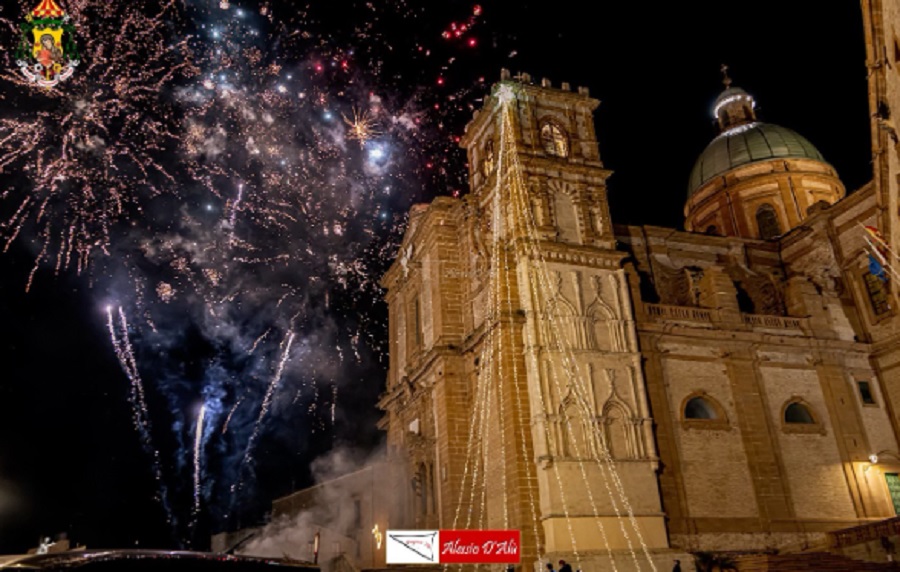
379;58;900;572
618;181;899;552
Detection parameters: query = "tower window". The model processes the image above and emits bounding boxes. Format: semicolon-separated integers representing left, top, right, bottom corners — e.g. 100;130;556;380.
540;121;569;158
857;380;876;405
784;402;815;424
755;204;781;240
684;396;718;420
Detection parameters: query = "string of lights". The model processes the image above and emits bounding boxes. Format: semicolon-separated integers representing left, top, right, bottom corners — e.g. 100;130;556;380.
457;82;668;570
504;92;657;570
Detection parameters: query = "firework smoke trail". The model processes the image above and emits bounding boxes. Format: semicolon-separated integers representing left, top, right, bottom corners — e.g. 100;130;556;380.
245;332;295;462
106;306;174;527
192;403;207;518
222;396;244;435
331;385;337;424
230;331;295;501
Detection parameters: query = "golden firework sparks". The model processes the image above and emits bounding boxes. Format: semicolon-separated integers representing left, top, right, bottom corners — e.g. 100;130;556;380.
343;107;381;147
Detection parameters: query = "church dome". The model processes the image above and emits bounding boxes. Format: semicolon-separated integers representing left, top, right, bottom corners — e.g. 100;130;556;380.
687;122;827;197
683;70;845;240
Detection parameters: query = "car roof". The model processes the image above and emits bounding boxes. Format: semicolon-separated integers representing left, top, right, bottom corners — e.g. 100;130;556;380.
0;550;319;571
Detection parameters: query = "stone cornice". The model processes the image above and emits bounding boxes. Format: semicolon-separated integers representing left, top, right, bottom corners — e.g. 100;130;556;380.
615;224;781;258
638;320;872;355
517;158;610;179
517;240;627;269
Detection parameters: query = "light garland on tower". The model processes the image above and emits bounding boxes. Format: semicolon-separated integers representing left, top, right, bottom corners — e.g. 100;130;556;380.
500;231;542;551
498;83;656;570
452;80;666;572
505;93;658;571
494;97;587;570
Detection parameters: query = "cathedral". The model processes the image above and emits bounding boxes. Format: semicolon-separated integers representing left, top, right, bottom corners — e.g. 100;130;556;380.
375;1;900;570
239;2;900;571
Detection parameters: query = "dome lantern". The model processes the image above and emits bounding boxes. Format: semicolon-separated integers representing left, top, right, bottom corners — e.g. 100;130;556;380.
713;64;757;132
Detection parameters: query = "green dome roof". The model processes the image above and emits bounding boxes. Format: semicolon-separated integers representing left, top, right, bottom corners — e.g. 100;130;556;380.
688;122;827;197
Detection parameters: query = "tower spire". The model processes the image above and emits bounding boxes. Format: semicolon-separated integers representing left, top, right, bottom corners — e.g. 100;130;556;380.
720;63;732;88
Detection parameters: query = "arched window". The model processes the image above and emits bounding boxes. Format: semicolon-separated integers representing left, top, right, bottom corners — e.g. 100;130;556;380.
684;396;718;419
781;398;825;434
681;393;729;431
756;204;781;240
540;121;569;158
784;402;815;424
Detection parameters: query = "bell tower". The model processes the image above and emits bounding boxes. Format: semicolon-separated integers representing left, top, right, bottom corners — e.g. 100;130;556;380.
457;70;679;570
463;70;615;250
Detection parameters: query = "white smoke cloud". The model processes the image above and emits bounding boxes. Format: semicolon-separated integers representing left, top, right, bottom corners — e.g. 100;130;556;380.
236;444;403;570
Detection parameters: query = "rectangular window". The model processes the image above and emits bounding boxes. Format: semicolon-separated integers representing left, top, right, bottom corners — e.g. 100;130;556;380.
415;298;421;344
414;296;422;346
353;498;362;528
864;272;891;317
406;295;423;353
886;473;900;515
858;380;876;405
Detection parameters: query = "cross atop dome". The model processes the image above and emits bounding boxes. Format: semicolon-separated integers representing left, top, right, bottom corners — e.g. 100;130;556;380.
721;63;732;88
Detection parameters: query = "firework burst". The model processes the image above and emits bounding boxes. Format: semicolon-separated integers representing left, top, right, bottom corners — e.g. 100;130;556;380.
0;0;501;546
343;107;381;147
0;0;197;286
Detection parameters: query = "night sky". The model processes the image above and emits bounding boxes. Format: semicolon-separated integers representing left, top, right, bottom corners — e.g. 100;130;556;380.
0;0;871;554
